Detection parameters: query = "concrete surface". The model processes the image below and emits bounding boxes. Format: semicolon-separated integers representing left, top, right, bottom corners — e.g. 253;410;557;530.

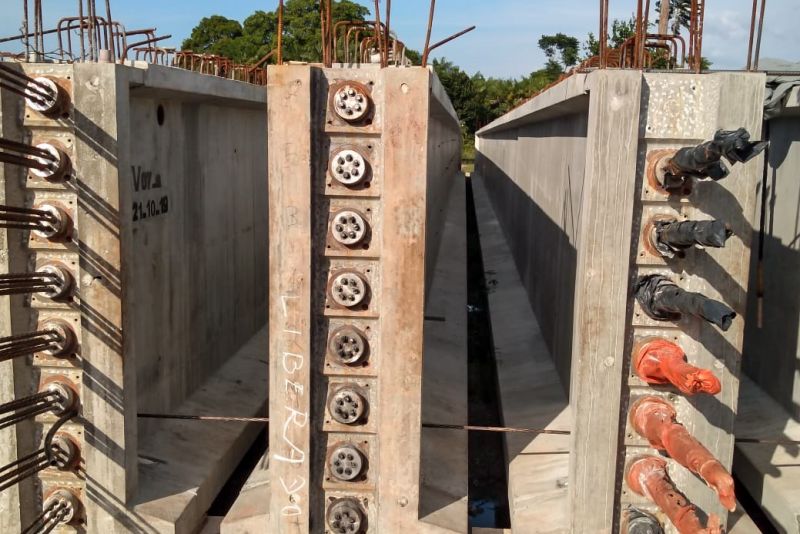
219;452;270;534
472;174;571;533
742;77;800;419
475;70;766;530
734;375;800;532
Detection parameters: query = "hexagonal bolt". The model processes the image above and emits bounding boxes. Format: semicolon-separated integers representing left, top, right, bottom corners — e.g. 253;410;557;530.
32;203;73;240
333;84;371;123
326;497;365;534
330;149;368;186
328;326;368;365
42;488;82;526
328;387;366;425
330;210;368;246
328;444;366;481
29;143;71;182
330;271;368;308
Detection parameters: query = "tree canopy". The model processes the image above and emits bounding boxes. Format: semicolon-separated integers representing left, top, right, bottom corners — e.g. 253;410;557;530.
181;0;370;64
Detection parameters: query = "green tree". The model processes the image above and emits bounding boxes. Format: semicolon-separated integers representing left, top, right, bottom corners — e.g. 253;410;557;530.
182;15;245;59
182;0;370;64
584;17;636;57
538;33;580;70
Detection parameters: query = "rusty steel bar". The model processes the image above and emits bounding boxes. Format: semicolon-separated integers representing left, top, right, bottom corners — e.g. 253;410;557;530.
0;266;73;299
22;0;30;58
105;0;115;61
753;0;767;70
0;410;78;494
0;327;71;363
373;0;383;68
426;26;476;57
599;0;609;68
21;498;71;534
77;1;86;61
422;0;436;67
627;456;723;533
746;0;759;70
0;384;75;431
695;0;705;73
630;397;736;511
0;27;60;45
0;205;60;233
122;34;171;61
635;0;644;68
277;0;284;65
384;0;391;67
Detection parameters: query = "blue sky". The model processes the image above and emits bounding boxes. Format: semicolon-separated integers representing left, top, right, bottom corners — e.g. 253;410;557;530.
1;0;797;78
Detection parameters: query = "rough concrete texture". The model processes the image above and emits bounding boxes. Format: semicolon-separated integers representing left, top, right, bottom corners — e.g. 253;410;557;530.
266;64;463;534
472;174;571;533
742;81;800;419
475;70;766;531
0;62;268;534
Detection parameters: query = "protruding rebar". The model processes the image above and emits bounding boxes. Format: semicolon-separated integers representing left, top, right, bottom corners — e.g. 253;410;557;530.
0;204;69;236
0;265;74;300
650;219;732;258
0;410;79;494
0;64;63;115
0;380;77;431
630;397;736;512
0;321;77;363
626;455;723;533
22;488;82;533
635;274;736;331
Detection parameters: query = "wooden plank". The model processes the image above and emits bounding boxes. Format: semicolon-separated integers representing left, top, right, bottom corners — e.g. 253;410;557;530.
567;70;643;531
267;64;313;533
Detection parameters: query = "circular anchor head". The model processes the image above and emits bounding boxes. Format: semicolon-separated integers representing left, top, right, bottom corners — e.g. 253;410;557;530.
25;77;64;116
29;143;71;182
328;326;368;365
330;271;368;308
326;497;365;534
330;210;368;247
329;149;368;186
32;203;73;241
36;263;75;300
40;379;78;416
328;387;366;425
43;488;82;525
40;319;78;358
328;444;366;481
333;84;371;123
623;506;664;534
49;433;81;471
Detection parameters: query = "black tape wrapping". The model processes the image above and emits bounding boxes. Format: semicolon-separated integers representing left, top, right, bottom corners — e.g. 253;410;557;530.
634;274;736;331
669;128;768;180
654;219;732;257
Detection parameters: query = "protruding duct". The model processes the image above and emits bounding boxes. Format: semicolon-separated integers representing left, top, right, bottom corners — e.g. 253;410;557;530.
634;338;721;396
0;320;78;363
0;264;75;300
22;488;83;534
655;128;769;191
0;379;78;431
0;138;71;182
649;219;732;258
634;274;736;331
0;411;79;493
626;456;722;534
0;204;72;239
0;63;66;117
630;397;736;511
